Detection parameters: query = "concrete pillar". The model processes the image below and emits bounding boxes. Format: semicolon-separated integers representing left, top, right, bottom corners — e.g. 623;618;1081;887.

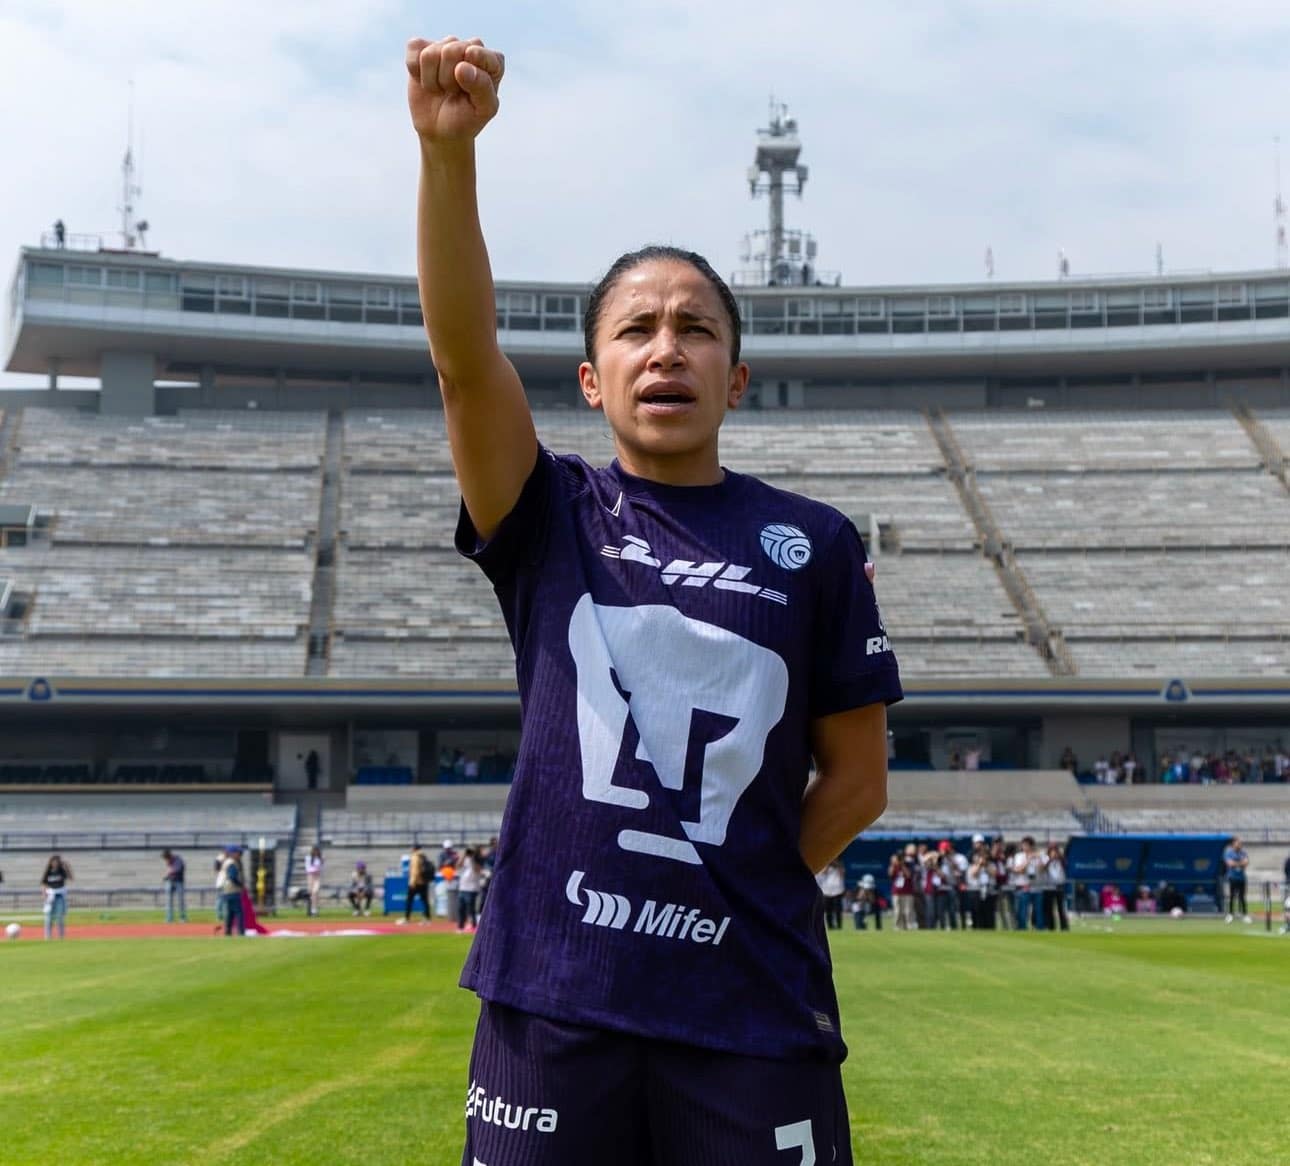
99;350;157;415
755;380;783;409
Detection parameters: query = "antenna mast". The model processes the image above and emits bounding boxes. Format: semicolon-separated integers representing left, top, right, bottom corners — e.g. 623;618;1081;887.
118;82;147;250
734;99;833;287
1276;135;1288;269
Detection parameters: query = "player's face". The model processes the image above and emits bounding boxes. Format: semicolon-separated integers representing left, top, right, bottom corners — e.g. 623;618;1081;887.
579;259;749;485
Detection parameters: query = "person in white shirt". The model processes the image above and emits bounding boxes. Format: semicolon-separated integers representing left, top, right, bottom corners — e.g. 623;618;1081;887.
1012;837;1045;931
1042;843;1069;931
816;860;846;931
305;846;324;916
457;847;483;933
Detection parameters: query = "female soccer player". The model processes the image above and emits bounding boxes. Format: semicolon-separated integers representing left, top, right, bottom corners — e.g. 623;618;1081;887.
407;35;901;1165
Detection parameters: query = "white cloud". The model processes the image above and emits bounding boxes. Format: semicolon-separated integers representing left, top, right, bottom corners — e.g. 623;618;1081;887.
4;0;1290;385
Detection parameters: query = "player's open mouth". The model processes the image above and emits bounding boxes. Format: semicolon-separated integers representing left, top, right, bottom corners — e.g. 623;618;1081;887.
638;382;697;414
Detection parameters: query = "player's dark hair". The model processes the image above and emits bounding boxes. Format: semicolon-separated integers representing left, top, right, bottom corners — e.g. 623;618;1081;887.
583;245;742;366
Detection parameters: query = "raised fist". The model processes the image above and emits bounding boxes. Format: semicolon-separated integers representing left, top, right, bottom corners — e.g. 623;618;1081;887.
406;36;505;143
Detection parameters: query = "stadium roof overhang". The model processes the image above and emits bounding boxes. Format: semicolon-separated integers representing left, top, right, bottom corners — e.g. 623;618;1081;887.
11;301;1290;385
9;247;1290;385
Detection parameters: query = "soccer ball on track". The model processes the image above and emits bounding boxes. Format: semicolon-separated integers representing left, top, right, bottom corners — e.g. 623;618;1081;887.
4;922;21;940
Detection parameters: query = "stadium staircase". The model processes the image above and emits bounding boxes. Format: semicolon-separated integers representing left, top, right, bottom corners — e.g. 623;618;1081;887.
1233;402;1287;488
923;409;1077;676
306;410;344;676
282;802;321;900
0;407;21;482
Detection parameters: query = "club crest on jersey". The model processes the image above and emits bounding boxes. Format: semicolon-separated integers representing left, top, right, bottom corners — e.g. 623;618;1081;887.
759;523;812;570
600;535;788;605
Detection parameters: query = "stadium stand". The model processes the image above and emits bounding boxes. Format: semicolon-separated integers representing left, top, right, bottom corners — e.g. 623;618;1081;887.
976;471;1290;550
947;410;1261;472
0;791;291;839
940;409;1290;678
1087;784;1290;841
0;408;323;676
871;768;1089;839
332;408;1052;679
0;793;294;906
14;407;326;470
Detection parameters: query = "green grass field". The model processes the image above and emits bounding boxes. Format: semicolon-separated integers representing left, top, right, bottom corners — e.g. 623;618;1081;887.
1;917;1287;1165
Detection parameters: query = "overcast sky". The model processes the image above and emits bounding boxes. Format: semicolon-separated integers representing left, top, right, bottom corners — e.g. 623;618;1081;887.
4;0;1290;387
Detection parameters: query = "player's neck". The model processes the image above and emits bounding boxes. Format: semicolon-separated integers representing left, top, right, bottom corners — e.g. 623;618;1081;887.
612;441;723;487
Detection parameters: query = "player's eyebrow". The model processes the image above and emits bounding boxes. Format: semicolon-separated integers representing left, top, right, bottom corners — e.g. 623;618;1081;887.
617;307;718;325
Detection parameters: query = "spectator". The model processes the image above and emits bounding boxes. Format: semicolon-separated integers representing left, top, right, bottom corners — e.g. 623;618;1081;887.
890;853;917;930
1158;881;1186;915
1223;836;1250;924
964;748;981;772
53;218;66;247
1058;745;1078;775
993;840;1016;930
161;848;187;924
399;842;431;925
967;841;996;930
1135;885;1157;914
1012;837;1043;931
1282;851;1290;935
41;854;72;940
920;851;944;930
305;846;324;916
1123;753;1138;784
851;874;881;930
348;861;373;916
910;843;928;926
816;860;845;931
1100;884;1126;915
477;839;497;915
933;842;959;930
437;838;457;868
212;849;228;932
217;847;245;936
1042;843;1069;931
458;848;482;933
305;749;321;790
944;835;964;928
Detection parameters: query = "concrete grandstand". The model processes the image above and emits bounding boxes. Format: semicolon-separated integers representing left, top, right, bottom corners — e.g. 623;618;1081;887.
2;240;1288;900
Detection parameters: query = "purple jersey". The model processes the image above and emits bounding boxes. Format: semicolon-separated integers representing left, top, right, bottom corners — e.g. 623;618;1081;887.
456;448;902;1061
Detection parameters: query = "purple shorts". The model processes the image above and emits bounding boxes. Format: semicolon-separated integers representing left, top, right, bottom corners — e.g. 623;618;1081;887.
462;1001;853;1166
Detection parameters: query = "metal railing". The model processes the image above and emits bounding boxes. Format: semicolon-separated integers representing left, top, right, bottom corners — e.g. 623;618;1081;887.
0;830;288;851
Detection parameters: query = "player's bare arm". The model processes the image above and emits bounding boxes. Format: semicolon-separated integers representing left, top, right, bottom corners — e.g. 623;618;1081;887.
407;36;537;539
800;702;889;873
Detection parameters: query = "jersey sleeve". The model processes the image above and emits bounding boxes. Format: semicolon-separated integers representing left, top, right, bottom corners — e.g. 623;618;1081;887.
809;518;903;718
454;445;557;583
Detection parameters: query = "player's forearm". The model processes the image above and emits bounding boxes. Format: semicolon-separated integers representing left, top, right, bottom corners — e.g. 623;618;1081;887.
799;768;887;875
416;140;501;386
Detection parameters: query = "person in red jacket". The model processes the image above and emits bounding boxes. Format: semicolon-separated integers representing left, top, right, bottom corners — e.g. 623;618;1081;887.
890;853;916;930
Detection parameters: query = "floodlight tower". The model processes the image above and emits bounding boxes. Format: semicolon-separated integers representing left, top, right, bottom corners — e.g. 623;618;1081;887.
748;99;810;285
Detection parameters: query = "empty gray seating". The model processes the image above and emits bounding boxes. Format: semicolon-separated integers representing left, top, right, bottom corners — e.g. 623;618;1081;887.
949;410;1260;471
17;408;325;469
978;471;1290;549
1021;550;1287;637
1;464;319;547
4;545;312;638
342;409;944;474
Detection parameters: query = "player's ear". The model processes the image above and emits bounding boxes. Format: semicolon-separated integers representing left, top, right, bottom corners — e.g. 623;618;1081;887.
578;361;603;411
727;361;751;409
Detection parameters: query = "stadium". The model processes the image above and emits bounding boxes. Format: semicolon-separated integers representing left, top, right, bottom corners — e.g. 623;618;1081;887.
3;106;1290;1164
